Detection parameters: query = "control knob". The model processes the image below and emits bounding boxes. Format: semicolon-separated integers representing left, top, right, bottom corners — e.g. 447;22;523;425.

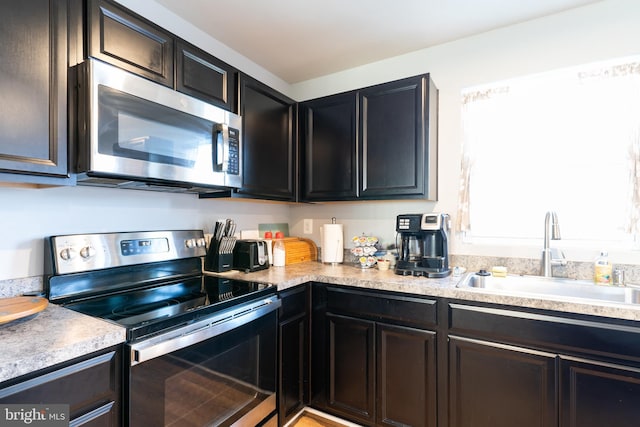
196;238;206;248
59;248;77;261
80;246;96;259
185;239;196;249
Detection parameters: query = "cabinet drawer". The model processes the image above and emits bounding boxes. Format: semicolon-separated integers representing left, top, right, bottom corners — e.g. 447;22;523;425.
449;303;640;363
279;285;308;321
0;349;121;421
327;286;437;328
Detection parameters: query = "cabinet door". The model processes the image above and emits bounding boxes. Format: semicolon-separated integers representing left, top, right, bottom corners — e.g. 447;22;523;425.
449;336;557;427
377;323;437;427
278;285;309;425
88;0;174;86
560;357;640;427
238;75;297;201
176;40;236;111
0;0;68;178
301;92;358;201
327;313;375;425
0;349;121;426
359;75;437;199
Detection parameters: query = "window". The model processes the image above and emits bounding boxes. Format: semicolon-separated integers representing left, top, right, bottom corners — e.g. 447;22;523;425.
457;56;640;248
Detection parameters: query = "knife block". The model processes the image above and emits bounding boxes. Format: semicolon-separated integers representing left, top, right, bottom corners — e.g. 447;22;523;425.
204;239;233;272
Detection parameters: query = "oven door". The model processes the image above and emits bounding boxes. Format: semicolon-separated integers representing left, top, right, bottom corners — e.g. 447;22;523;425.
127;296;280;427
79;58;242;189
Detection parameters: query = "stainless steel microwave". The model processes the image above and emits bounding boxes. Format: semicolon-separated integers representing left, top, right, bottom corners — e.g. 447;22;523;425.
75;58;242;193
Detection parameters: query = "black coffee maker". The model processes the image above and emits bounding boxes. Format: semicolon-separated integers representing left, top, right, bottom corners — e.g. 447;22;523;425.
395;213;451;277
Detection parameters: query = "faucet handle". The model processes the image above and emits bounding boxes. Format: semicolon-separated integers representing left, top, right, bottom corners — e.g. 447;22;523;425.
550;248;567;266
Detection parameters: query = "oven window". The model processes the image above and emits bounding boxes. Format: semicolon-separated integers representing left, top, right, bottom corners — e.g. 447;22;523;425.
128;310;277;427
97;85;214;168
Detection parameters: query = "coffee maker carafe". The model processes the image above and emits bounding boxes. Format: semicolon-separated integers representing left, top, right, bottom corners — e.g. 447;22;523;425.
395;213;451;277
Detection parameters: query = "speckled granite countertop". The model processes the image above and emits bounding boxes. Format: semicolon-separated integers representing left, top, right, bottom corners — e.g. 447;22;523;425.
0;303;126;384
4;260;640;386
207;261;640;322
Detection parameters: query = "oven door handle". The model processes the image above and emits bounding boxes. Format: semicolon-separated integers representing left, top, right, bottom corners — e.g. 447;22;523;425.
129;297;281;366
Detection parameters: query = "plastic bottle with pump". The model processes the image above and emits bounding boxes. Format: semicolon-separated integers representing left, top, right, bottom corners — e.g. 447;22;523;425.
273;231;286;267
594;251;612;285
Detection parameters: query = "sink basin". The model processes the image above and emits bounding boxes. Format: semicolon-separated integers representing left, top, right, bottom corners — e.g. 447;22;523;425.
457;273;640;305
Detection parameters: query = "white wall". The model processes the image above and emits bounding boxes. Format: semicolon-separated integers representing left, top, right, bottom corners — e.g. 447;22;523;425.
0;186;289;281
289;0;640;264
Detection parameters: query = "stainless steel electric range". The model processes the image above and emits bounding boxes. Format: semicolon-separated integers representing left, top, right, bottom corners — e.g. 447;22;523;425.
45;230;280;427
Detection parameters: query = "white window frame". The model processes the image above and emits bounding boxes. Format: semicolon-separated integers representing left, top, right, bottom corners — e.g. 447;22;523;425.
457;55;640;255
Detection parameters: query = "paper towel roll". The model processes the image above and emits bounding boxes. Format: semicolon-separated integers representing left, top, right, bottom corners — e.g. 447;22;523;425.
322;224;344;264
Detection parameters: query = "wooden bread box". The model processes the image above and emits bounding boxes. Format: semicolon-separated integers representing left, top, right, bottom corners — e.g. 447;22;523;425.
278;237;318;265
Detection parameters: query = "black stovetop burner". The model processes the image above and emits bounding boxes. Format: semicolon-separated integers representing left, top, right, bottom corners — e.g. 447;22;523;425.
62;275;274;341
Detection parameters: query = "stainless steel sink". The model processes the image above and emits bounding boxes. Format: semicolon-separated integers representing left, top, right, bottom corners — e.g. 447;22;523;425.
457;273;640;305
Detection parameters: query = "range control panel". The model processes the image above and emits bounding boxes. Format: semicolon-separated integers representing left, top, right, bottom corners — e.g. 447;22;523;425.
120;238;170;256
48;230;206;275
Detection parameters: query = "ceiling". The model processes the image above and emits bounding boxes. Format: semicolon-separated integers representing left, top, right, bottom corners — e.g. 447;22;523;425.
155;0;602;84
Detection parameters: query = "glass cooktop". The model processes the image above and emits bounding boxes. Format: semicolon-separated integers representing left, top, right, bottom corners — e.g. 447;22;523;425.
64;276;275;341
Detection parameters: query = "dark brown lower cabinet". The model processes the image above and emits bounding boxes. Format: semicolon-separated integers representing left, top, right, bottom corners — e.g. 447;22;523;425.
312;285;438;427
448;302;640;427
311;288;640;427
449;336;557;427
327;313;375;425
278;285;309;425
0;346;122;426
377;323;437;427
325;313;437;427
560;357;640;427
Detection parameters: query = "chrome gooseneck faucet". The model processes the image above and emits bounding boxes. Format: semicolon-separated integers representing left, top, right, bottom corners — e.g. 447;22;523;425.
541;211;567;277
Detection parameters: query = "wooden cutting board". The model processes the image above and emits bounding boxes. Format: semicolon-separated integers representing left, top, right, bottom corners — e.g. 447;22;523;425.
0;296;48;325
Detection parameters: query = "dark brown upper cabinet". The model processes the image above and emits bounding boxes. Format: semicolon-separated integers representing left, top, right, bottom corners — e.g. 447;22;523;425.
301;74;438;202
0;0;71;183
176;40;237;112
236;74;297;201
88;0;174;87
359;75;438;200
88;0;238;112
301;92;359;201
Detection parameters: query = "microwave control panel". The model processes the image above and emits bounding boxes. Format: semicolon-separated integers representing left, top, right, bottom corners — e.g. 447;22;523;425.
227;127;239;175
215;125;240;175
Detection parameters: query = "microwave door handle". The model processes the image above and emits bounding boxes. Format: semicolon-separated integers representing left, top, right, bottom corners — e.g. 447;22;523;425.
215;124;229;172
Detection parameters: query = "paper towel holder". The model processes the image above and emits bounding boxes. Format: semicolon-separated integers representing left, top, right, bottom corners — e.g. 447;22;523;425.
321;217;344;265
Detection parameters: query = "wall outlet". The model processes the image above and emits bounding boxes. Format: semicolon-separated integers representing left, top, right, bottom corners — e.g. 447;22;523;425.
303;219;313;234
